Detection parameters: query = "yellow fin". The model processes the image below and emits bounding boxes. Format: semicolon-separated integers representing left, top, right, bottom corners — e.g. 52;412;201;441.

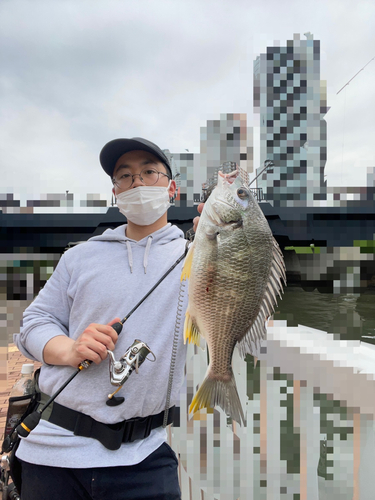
189;373;245;425
180;243;194;281
189;379;215;415
183;311;201;346
189;390;213;414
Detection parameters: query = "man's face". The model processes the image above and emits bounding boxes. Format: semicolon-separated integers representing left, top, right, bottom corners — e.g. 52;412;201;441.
112;150;176;198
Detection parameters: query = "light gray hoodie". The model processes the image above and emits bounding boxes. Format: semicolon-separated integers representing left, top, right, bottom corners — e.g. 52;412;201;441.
14;223;188;468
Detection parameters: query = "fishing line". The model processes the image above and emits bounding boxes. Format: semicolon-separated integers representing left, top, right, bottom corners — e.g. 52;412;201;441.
340;87;347;186
163;279;186;428
336;56;374;186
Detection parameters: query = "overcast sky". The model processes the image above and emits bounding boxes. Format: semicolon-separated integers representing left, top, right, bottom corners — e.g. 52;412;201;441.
1;0;374;201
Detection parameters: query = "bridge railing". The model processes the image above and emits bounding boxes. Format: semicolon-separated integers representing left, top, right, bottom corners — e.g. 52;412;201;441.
169;320;375;500
250;187;265;202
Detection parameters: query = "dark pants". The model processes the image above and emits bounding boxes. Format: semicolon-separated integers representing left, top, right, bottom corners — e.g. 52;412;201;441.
19;442;181;500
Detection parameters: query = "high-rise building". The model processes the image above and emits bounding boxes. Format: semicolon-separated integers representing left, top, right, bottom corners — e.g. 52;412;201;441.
164;113;253;207
200;113;253;187
254;33;328;206
163;150;202;207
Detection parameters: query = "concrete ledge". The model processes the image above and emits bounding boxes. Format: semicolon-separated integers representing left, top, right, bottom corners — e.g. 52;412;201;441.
261;320;375;417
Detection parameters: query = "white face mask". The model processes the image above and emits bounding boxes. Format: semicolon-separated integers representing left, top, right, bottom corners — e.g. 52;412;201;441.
116;182;171;226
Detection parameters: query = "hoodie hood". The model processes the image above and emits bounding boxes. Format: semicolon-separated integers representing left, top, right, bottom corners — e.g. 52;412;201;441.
88;223;184;273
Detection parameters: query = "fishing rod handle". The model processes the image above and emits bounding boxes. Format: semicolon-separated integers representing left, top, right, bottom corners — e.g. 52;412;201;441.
77;321;124;370
111;322;124;335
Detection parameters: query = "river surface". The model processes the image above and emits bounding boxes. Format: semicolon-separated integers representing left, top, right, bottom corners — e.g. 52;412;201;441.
6;285;375;346
273;285;375;344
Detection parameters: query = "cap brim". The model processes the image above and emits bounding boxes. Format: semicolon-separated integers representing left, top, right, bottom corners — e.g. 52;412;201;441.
100;138;171;178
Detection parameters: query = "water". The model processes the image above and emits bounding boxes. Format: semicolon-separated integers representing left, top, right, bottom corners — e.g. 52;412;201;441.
3;250;375;346
273;285;375;344
6;286;375;348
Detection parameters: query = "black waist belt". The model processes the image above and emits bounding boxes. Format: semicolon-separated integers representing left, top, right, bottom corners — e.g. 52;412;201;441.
38;398;175;451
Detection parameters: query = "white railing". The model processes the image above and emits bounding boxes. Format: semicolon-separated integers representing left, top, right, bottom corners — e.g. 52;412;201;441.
169;320;375;500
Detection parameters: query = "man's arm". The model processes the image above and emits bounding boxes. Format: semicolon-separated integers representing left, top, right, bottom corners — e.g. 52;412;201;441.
43;318;119;368
15;251;119;367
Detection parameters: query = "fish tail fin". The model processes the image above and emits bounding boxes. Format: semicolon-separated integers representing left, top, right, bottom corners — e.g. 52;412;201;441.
189;369;245;425
183;310;201;346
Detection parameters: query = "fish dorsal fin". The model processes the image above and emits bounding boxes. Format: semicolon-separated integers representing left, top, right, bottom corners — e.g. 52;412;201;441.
237;237;286;358
181;242;194;281
183;310;201;346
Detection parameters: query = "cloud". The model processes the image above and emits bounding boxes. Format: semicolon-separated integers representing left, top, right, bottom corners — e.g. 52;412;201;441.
0;0;374;195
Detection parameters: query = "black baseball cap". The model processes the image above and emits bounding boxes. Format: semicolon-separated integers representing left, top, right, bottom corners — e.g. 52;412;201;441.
100;137;172;179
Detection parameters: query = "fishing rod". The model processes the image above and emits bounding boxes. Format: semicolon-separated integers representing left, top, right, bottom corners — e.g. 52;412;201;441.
7;242;189;446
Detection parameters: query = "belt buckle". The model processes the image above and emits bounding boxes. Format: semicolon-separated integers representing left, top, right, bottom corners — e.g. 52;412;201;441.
143;415;153;438
122;418;136;443
122;415;153;443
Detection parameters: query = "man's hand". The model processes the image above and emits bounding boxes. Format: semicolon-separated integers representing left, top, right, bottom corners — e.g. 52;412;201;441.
43;318;121;368
193;203;204;233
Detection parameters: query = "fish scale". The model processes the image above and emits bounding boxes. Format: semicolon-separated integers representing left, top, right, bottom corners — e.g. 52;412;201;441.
181;169;286;424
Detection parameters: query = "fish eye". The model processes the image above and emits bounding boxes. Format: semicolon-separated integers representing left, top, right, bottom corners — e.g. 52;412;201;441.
236;188;250;200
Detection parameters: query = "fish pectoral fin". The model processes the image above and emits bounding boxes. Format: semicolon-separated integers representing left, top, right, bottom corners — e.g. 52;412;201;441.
180;242;194;281
183;311;201;346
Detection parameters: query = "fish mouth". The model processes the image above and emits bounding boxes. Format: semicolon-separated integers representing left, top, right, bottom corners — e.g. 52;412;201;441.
204;170;245;227
207;199;243;228
218;170;239;184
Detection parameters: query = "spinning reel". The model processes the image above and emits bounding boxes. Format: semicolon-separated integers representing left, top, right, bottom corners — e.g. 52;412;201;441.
106;339;156;406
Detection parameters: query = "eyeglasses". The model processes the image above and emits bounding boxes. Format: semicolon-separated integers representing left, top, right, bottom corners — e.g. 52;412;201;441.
112;168;170;190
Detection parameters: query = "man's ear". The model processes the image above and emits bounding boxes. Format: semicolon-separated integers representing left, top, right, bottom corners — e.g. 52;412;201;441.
168;180;177;199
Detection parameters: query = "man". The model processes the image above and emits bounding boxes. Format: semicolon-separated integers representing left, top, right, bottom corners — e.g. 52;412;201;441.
14;137;199;500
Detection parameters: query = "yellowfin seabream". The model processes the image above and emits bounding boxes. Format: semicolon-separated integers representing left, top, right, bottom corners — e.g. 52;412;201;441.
181;169;286;425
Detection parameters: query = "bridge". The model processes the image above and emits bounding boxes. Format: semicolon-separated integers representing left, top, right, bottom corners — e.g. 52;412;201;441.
2;202;375;294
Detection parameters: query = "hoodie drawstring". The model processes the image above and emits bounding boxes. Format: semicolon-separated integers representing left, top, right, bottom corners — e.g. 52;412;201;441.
125;236;153;273
143;236;153;274
125;240;133;273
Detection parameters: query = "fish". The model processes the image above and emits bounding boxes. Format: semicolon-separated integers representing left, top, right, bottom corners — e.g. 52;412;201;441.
181;169;286;425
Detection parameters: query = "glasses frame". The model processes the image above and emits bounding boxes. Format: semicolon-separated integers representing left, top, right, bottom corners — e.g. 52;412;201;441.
112;168;171;190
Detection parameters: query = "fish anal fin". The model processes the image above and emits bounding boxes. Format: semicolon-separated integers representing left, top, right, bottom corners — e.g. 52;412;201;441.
180;243;194;281
183;311;201;346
